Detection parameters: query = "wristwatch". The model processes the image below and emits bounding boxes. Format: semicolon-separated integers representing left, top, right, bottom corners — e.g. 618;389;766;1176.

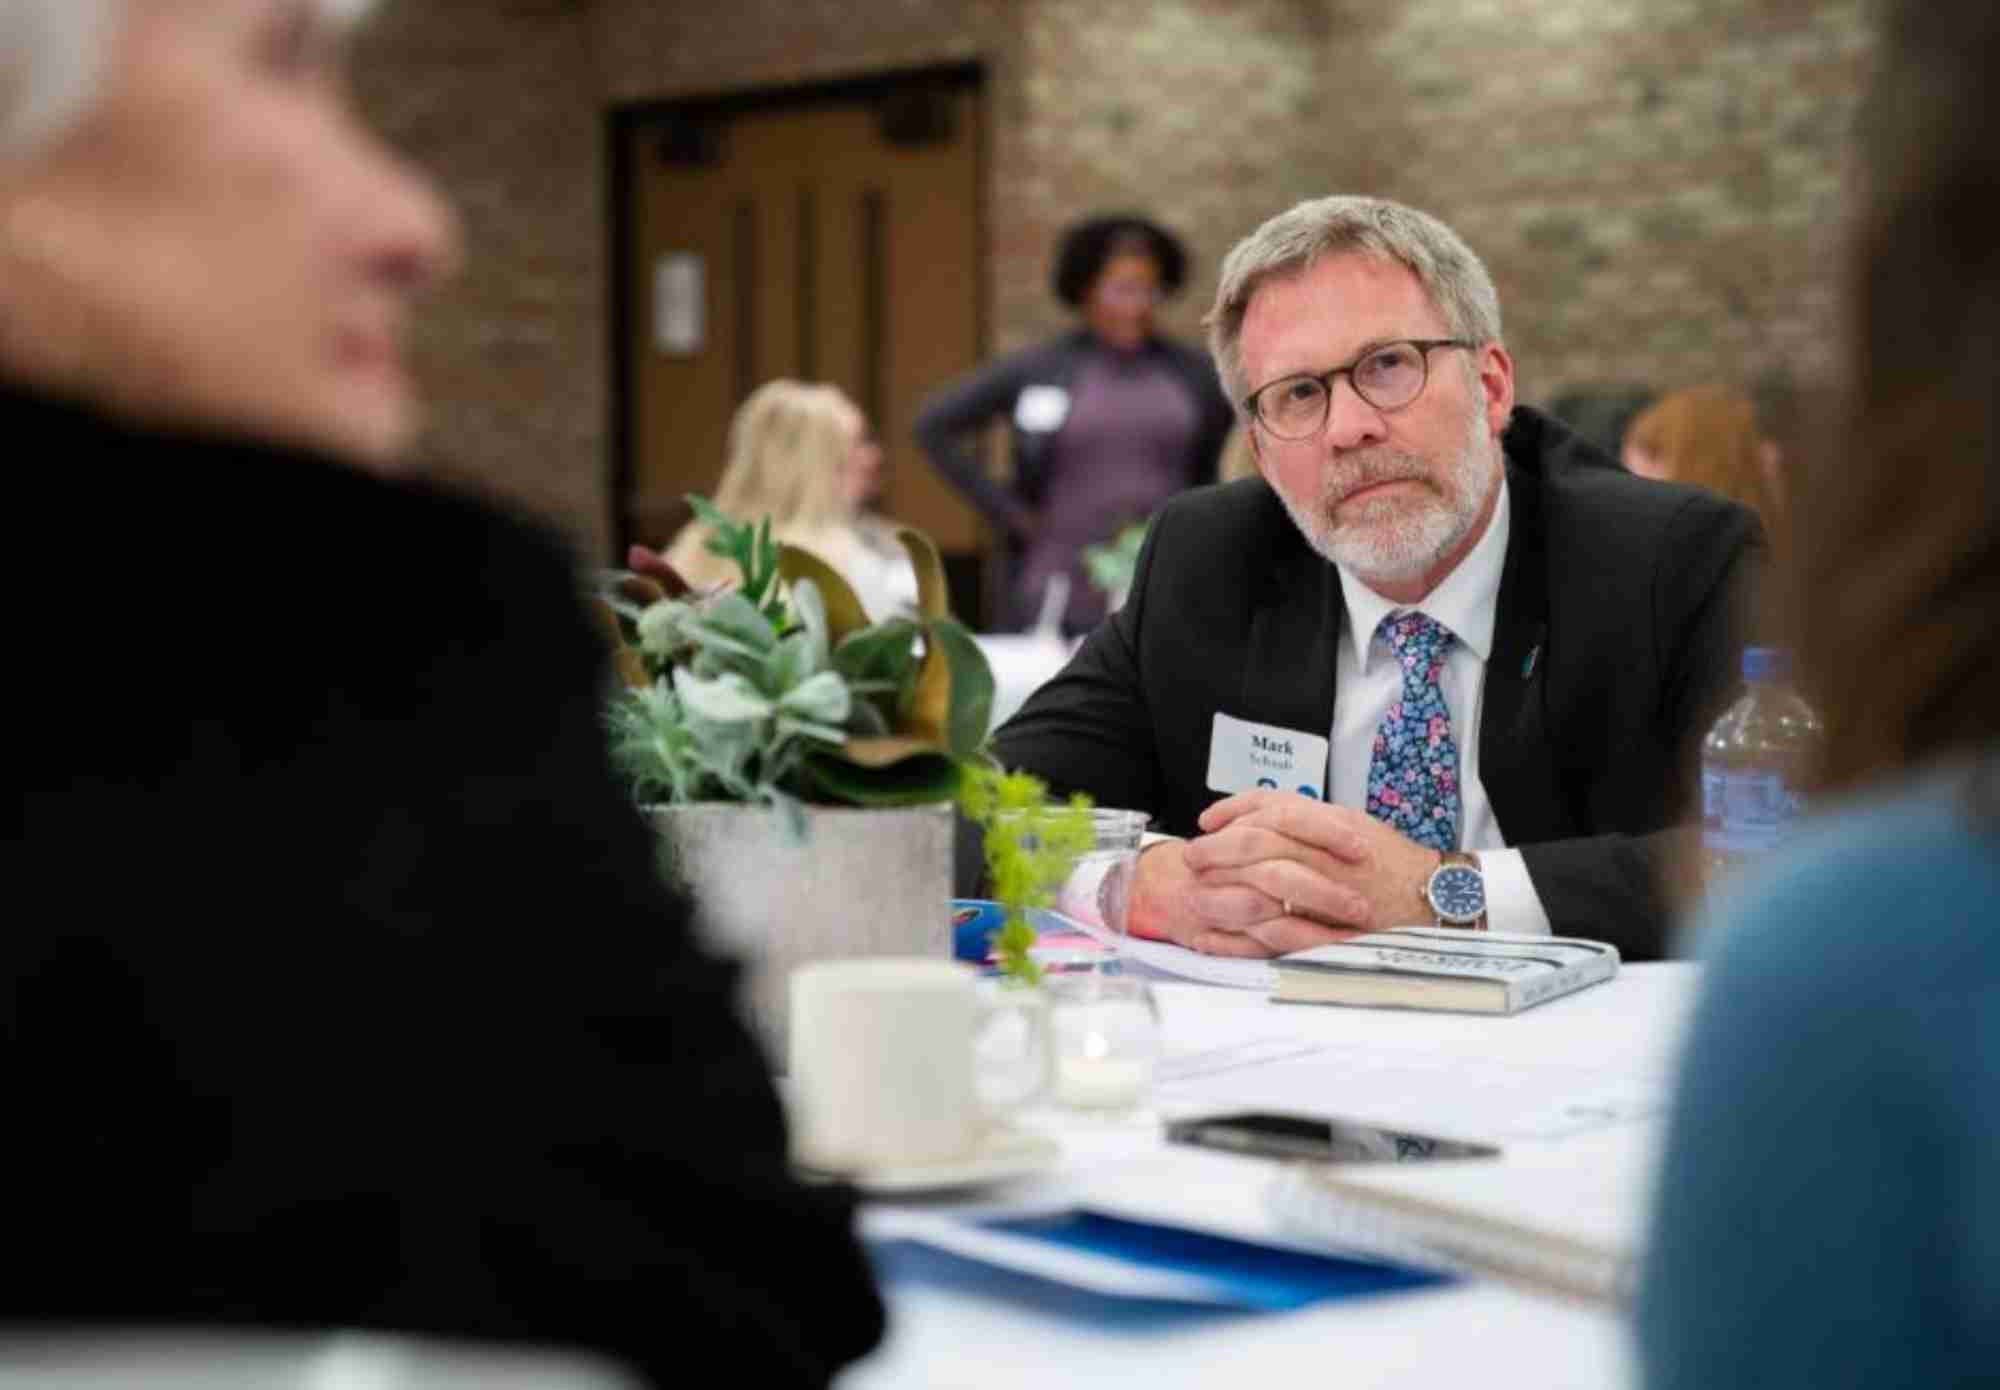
1422;851;1488;930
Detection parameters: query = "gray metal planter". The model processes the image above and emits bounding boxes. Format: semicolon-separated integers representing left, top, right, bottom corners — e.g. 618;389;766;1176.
647;802;956;1065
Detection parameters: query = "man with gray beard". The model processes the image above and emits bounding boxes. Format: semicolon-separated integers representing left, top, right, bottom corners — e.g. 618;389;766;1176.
990;196;1761;960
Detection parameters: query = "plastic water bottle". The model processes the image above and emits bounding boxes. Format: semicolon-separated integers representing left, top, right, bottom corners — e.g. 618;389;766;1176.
1700;647;1824;881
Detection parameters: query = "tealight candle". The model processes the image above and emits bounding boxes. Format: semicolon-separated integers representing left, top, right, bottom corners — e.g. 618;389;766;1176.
1046;976;1160;1111
1055;1053;1152;1109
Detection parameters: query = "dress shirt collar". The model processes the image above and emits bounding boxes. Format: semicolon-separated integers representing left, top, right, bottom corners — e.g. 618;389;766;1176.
1336;469;1510;672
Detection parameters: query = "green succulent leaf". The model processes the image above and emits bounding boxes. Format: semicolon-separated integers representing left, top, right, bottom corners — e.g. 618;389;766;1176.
635;599;694;660
672;667;775;723
684;591;777;661
778;669;852;726
791;577;831;671
833;618;920;688
923;617;997;760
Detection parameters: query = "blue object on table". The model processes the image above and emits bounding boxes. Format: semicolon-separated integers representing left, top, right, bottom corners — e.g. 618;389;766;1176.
951;898;1008;963
869;1240;1251;1331
979;1211;1450;1311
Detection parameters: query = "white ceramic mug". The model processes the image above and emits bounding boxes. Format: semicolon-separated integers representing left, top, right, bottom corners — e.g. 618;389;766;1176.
789;958;1045;1173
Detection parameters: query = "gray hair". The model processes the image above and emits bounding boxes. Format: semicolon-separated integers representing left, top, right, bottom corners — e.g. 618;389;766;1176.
1204;195;1504;407
0;0;378;163
0;0;116;161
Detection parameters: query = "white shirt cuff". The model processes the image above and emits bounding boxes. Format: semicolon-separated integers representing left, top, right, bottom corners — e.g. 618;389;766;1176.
1055;833;1180;927
1478;847;1552;935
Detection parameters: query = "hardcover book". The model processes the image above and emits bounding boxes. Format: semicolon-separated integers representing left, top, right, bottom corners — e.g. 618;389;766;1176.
1273;929;1619;1014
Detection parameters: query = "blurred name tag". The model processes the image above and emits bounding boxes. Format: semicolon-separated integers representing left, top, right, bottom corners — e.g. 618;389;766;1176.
1015;385;1070;433
1207;712;1328;798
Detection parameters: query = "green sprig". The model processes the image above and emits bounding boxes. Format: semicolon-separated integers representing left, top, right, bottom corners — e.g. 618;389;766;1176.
958;765;1095;985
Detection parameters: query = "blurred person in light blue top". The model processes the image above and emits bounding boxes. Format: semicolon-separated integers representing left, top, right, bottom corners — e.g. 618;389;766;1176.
1635;3;2000;1386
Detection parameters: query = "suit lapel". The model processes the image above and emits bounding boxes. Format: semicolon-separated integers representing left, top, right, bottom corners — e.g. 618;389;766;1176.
1480;462;1565;841
1236;534;1343;779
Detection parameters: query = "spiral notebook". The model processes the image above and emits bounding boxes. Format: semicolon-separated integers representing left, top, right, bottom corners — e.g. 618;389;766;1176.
1265;1126;1662;1307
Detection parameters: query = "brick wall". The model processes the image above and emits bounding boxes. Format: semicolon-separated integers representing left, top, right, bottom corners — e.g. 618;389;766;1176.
1316;0;1875;407
352;0;1876;557
352;0;611;555
995;1;1333;355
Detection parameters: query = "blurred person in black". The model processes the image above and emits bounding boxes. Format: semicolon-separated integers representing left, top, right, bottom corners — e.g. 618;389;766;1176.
1;1;881;1383
1544;381;1653;464
914;213;1234;633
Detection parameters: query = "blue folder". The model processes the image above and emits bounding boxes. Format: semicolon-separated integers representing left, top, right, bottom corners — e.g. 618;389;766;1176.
875;1209;1449;1322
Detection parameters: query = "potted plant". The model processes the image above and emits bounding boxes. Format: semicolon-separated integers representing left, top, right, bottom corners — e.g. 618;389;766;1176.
595;498;996;1060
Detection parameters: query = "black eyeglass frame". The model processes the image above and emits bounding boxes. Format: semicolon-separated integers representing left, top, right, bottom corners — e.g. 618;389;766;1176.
1243;337;1478;438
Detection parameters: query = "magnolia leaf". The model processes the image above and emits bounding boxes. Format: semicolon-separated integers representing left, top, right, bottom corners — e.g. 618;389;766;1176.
928;617;996;758
906;615;995;758
623;544;693;598
896;526;951;620
845;700;891;737
589;598;649;690
778;544;870;641
672;666;775;723
832;618;920;689
837;733;945;768
778;669;851;725
801;748;963;806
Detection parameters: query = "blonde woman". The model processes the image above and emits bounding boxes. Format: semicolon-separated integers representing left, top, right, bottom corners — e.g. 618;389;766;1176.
666;379;917;619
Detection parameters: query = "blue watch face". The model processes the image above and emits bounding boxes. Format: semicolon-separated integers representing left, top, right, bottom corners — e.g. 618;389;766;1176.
1429;863;1485;921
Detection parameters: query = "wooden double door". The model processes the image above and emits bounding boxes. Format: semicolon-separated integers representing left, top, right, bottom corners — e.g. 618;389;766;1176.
616;67;989;615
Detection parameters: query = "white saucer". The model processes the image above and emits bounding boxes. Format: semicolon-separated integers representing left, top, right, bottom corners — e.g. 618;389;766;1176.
801;1128;1062;1196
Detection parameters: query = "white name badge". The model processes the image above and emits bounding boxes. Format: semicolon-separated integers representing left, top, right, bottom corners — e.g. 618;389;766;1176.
1206;712;1330;799
1014;384;1070;433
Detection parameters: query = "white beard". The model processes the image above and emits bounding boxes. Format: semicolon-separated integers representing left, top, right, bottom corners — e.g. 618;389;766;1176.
1273;400;1498;588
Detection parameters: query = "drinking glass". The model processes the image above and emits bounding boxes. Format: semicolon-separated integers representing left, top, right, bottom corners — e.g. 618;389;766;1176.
1037;806;1149;964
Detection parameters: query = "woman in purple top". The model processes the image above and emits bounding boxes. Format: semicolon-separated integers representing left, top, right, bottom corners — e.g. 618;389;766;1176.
915;215;1235;633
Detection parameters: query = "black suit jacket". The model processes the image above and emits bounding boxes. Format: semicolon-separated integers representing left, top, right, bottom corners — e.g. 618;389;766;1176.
992;407;1762;960
5;385;882;1385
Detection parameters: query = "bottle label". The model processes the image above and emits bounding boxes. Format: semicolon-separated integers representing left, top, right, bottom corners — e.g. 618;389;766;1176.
1701;768;1807;856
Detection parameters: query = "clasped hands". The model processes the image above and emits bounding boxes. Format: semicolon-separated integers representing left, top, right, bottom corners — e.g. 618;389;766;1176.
1127;791;1440;958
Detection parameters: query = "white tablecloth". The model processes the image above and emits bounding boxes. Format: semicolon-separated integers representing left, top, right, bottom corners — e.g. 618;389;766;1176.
839;963;1703;1390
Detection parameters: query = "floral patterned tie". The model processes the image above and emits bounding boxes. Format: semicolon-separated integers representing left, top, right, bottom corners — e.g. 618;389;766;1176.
1364;611;1461;852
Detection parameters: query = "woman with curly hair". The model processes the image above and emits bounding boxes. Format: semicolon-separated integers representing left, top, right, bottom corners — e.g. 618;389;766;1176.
915;213;1234;633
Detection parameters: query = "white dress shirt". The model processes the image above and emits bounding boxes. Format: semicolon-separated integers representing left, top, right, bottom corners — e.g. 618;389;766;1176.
1329;479;1552;934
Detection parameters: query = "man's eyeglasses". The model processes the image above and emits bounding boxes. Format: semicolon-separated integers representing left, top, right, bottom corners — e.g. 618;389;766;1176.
1244;338;1475;440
